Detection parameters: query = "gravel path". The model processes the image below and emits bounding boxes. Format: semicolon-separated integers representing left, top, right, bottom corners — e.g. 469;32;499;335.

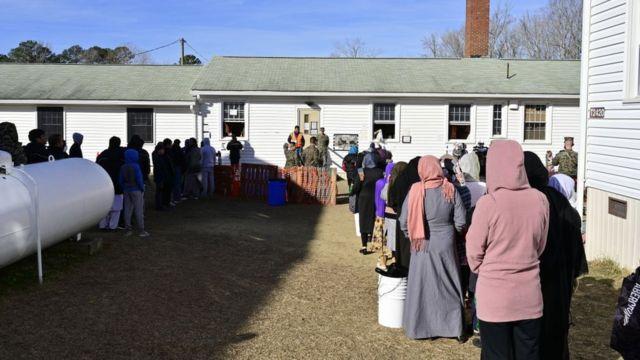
0;197;620;359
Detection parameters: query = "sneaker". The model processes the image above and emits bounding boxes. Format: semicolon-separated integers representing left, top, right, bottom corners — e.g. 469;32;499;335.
138;231;150;238
124;231;133;237
117;226;126;230
472;338;482;349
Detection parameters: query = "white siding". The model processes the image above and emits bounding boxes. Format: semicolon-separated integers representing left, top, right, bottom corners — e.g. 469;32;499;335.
200;96;579;167
0;105;36;144
585;0;640;200
65;106;126;161
155;107;197;146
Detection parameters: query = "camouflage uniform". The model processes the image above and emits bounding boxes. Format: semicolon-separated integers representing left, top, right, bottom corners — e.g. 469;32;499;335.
302;144;322;167
284;148;299;168
317;133;330;166
552;149;578;177
0;122;27;166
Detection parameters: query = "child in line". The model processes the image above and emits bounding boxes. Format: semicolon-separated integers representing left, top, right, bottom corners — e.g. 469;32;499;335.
119;149;149;237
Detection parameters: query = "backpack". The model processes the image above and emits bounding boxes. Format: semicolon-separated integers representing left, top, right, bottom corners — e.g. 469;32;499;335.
611;266;640;360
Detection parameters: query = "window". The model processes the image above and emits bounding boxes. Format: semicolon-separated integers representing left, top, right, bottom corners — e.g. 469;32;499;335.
492;104;503;137
524;105;547;141
448;104;471;140
37;107;63;136
373;103;396;140
223;102;245;138
127;108;154;143
624;0;640;99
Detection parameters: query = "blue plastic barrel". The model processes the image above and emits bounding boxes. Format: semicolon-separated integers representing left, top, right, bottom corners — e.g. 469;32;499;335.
267;179;287;206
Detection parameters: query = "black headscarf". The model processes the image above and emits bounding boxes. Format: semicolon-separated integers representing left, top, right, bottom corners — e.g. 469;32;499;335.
389;156;420;215
523;151;588;359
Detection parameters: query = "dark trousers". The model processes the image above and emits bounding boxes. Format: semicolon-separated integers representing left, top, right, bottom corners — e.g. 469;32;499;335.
479;318;541;360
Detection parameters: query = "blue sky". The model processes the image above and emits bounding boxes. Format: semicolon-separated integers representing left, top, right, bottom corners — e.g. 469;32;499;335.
0;0;548;63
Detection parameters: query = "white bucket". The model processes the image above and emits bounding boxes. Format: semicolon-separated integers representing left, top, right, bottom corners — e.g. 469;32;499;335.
354;213;361;237
378;274;407;329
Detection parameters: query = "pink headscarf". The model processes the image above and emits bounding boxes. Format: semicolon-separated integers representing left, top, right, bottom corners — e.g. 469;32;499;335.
406;155;455;251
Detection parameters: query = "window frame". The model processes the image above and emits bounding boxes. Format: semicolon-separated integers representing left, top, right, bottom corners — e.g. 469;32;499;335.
371;102;400;142
126;107;155;144
490;103;507;138
221;101;248;140
623;0;640;102
36;106;65;137
446;103;475;143
521;103;553;144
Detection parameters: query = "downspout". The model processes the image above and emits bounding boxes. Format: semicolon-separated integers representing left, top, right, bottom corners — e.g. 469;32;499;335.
576;0;591;221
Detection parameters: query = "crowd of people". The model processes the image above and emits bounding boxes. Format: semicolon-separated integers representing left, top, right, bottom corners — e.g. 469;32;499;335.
0;121;247;239
283;126;331;167
344;139;587;359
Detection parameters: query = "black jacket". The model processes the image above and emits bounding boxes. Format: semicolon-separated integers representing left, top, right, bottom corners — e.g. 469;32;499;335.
97;147;125;194
24;142;49;164
69;143;83;158
48;147;69;160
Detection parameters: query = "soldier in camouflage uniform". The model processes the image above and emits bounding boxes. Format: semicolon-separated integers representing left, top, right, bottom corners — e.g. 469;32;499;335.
0;122;27;166
302;137;323;167
283;143;300;168
548;137;578;178
317;127;330;167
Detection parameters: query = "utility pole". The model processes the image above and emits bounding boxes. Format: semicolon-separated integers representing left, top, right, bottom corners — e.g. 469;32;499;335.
179;38;186;65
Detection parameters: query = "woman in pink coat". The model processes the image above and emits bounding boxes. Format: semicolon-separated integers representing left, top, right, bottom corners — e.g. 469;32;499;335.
466;140;549;360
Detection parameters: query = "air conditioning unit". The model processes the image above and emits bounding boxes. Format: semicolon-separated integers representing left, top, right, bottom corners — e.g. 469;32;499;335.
509;102;519;111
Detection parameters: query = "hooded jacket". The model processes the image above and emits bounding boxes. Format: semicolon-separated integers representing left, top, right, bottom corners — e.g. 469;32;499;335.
97;140;124;194
69;133;83;158
201;138;216;169
119;149;145;193
466;140;549;323
0;122;27;165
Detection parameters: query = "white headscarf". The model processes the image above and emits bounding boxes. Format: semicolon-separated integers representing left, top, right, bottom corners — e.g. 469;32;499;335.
458;152;481;182
549;174;577;208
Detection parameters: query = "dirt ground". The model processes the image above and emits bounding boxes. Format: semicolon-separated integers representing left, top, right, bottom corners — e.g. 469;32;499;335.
0;196;625;359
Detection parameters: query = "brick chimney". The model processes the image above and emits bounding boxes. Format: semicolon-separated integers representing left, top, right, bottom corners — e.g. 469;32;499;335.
464;0;490;58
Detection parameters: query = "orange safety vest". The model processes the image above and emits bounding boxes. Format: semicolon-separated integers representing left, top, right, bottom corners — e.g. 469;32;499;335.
291;132;304;148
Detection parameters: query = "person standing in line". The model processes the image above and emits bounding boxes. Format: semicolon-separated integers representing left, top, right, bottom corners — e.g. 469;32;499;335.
0;122;27;165
302;136;322;167
152;142;174;211
283;143;299;167
119;149;149;237
317;127;330;168
97;136;125;230
388;156;420;271
352;151;384;255
373;162;395;271
547;137;578;180
127;135;151;184
287;125;305;163
466;140;549;360
69;132;84;158
201;138;216;198
47;134;69;160
170;139;185;202
183;138;202;199
342;145;359;188
524;152;588;360
226;135;244;166
23;129;49;164
399;155;467;340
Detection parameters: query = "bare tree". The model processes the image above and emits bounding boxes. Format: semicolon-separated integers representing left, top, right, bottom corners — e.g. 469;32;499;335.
331;38;380;58
421;0;582;60
127;44;154;64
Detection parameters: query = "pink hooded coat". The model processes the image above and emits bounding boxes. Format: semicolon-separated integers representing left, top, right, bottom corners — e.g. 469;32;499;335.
466;140;549;323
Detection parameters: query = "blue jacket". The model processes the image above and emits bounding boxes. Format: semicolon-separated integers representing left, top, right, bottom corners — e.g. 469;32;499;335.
119;149;145;193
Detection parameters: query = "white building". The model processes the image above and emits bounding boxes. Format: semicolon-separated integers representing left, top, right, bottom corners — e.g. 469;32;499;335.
0;64;202;159
579;0;640;269
0;58;581;168
191;56;581;167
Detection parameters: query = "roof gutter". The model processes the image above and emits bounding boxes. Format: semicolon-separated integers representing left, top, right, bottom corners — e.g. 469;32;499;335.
0;100;194;106
190;90;579;99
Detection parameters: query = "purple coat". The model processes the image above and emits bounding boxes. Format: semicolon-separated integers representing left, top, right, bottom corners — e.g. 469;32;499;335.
374;163;395;218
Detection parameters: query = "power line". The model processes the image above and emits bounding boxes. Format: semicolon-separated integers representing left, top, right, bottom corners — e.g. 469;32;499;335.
184;40;210;62
132;39;181;57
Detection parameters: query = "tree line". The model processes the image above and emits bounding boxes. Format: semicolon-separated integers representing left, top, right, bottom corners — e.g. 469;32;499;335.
332;0;582;60
0;41;202;65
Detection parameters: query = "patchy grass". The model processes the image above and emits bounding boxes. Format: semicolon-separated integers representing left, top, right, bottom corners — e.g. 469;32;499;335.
0;198;629;359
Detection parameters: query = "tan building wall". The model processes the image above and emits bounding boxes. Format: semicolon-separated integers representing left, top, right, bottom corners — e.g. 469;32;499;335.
586;187;640;270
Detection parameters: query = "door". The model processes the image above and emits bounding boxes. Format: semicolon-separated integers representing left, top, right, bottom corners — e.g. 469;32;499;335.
298;109;320;148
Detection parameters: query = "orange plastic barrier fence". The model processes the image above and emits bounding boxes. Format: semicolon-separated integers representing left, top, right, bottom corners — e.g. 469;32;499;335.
280;167;337;206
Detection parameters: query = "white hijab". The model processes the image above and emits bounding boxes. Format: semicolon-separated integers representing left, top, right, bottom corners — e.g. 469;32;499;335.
549;174;577;209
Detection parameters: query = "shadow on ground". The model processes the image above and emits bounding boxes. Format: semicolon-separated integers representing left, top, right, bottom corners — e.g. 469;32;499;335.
0;194;322;360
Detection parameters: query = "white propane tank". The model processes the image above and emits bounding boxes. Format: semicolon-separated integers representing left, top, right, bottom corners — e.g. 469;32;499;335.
0;151;114;269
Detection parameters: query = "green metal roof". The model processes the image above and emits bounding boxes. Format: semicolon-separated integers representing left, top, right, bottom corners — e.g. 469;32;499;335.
0;64;201;102
192;57;580;95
